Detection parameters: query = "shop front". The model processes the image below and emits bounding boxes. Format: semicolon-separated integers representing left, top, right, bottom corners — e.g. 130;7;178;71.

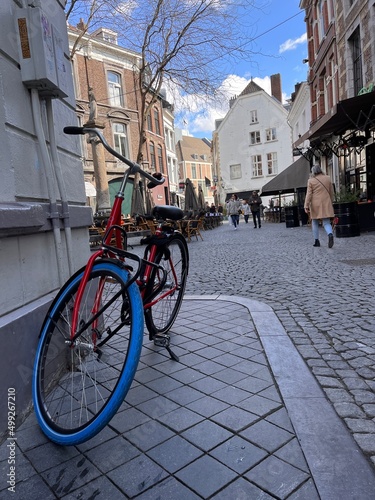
308;91;375;232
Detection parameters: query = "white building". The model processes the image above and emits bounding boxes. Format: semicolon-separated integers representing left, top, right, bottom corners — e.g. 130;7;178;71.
288;81;311;153
162;97;179;206
213;75;293;206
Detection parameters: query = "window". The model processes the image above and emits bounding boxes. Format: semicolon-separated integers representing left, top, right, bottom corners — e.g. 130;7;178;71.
317;0;325;41
164;128;170;149
251;155;262;177
157;145;164;173
154;108;161;135
113;123;129;159
149;142;156;170
267;153;278;175
147;113;152;131
250;110;258;123
349;27;363;95
250;131;261;145
230;164;242;180
107;72;123;107
266;128;277;142
191;164;197;178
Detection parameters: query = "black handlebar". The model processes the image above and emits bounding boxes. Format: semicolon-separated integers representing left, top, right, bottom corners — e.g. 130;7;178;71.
63;126;165;188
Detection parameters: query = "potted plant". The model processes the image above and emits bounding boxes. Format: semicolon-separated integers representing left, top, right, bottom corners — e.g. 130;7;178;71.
333;187;360;238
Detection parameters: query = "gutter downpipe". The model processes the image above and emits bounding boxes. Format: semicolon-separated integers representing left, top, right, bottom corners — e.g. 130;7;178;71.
31;89;65;286
46;98;74;276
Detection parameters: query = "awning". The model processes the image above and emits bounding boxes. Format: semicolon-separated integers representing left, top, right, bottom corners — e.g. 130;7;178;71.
309;91;375;141
225;190;253;202
260;156;311;196
85;181;96;197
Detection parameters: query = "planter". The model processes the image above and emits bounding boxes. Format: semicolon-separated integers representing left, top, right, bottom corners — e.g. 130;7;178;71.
333;202;360;238
285;206;299;228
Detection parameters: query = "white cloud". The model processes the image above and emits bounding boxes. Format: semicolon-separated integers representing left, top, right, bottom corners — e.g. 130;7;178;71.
279;33;307;53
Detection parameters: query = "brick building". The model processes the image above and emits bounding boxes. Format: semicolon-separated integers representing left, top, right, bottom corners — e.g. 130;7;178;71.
68;26;170;214
301;0;375;228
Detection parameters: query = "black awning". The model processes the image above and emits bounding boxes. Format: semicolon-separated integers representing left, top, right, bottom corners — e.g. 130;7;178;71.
309;91;375;141
225;190;253;202
260;156;311;196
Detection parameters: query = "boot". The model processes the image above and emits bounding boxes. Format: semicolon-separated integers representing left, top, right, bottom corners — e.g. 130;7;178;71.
313;239;320;247
328;233;334;248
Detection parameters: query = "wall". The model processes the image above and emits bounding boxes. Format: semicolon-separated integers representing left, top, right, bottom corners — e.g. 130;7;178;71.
216;90;292;204
0;0;92;437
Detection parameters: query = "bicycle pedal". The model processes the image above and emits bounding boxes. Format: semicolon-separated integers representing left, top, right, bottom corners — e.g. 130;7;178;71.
153;334;170;348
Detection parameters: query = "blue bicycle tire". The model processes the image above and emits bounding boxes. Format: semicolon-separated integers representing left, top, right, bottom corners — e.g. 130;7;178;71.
32;260;143;446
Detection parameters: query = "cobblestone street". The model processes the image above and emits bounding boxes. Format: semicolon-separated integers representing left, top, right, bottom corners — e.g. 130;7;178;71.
185;219;375;466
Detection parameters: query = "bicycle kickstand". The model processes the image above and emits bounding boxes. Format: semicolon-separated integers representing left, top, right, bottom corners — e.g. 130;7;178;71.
153;334;179;362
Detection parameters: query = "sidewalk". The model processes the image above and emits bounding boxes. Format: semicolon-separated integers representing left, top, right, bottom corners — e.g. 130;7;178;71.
1;296;375;499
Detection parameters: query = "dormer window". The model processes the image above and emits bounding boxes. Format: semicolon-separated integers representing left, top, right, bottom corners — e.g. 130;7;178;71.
93;28;118;45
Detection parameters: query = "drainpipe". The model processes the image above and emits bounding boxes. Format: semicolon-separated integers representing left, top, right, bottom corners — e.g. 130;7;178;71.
30;89;65;286
45;98;74;276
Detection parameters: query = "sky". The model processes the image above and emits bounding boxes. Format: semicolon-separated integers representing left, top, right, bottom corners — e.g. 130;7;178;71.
175;0;308;138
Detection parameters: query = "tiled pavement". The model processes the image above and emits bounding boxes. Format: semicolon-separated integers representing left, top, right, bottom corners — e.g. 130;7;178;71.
1;296;375;499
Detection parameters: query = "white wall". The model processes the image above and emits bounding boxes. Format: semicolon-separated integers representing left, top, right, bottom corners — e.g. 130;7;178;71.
0;0;92;433
216;90;292;205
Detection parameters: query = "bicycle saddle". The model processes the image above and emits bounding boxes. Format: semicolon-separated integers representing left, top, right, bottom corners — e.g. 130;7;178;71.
152;205;184;221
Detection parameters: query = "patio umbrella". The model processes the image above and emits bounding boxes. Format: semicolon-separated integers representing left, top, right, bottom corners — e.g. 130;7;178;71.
145;188;155;215
197;185;205;211
184;178;199;212
131;185;145;216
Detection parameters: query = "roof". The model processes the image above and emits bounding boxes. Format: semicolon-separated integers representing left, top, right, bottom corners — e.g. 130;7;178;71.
240;80;264;96
177;136;212;162
309;91;375;141
260;156;311;196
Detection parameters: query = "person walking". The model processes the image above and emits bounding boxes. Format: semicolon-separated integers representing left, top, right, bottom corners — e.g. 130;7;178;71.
227;194;241;229
249;191;262;228
304;164;335;248
241;199;251;223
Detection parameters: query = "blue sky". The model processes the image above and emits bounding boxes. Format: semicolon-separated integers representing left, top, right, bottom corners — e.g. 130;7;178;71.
176;0;308;137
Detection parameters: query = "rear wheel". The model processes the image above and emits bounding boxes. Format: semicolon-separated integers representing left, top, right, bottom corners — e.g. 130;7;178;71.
144;234;188;336
33;261;143;446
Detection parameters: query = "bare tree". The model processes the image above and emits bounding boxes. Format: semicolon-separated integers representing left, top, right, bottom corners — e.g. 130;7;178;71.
66;0;263;163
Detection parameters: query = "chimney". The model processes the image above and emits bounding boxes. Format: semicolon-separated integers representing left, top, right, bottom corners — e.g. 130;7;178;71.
270;73;282;103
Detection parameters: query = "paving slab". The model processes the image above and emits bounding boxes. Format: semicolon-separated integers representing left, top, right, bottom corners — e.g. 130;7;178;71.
1;294;375;499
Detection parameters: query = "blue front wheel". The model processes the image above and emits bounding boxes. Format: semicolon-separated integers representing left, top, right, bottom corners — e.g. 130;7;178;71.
32;261;143;446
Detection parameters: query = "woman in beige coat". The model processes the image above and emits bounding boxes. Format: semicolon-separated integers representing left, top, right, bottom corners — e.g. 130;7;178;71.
304;164;335;248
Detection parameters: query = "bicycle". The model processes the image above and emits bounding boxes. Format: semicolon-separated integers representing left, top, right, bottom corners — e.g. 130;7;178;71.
32;126;189;446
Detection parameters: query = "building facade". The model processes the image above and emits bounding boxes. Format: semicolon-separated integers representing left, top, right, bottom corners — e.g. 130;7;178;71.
301;0;375;224
0;0;91;433
176;136;213;208
162;97;179;206
212;76;293;206
68;26;170;214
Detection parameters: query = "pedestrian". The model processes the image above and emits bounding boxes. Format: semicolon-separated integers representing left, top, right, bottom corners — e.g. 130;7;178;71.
304;164;335;248
210;203;216;213
217;204;223;214
248;190;262;228
241;199;251;223
226;194;241;229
